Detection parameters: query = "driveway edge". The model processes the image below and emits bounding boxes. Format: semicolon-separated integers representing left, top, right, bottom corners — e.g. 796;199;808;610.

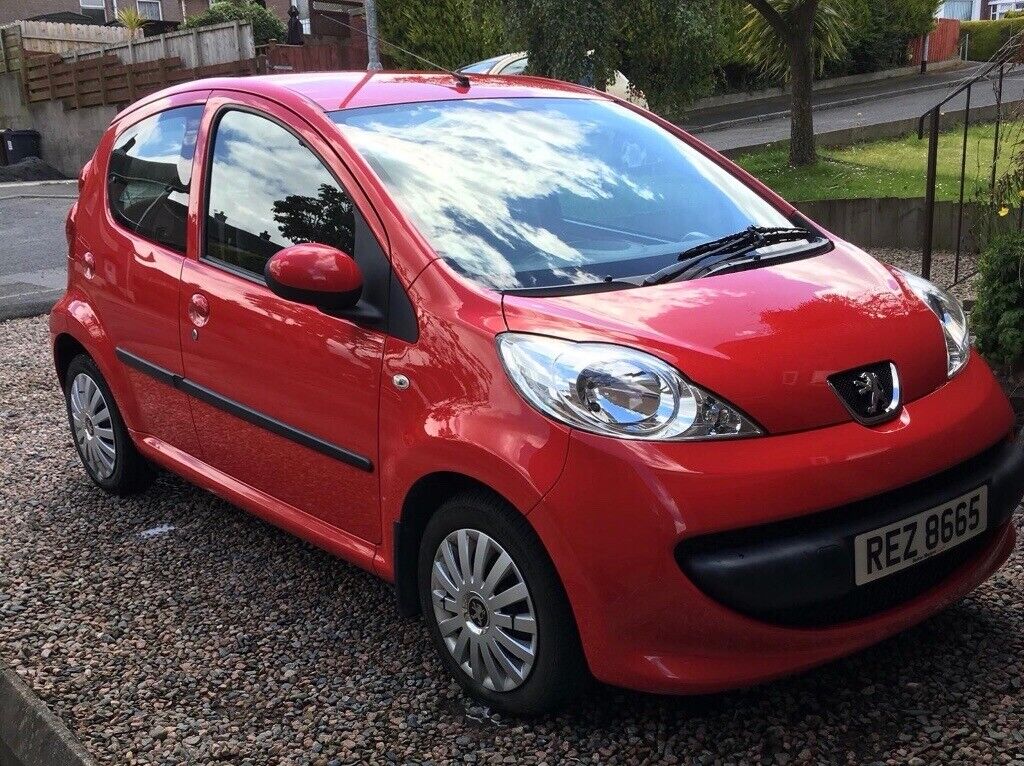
0;664;94;766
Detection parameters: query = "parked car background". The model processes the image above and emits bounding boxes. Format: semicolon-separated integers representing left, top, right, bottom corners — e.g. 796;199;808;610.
459;52;647;107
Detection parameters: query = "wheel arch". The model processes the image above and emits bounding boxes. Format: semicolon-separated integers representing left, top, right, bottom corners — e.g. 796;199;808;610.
393;472;521;617
50;295;140;430
53;332;88;388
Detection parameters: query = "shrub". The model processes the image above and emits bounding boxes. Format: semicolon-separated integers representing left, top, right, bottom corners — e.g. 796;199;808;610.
961;18;1024;62
377;0;515;70
614;0;722;118
505;0;618;89
973;232;1024;368
827;0;939;76
181;0;285;46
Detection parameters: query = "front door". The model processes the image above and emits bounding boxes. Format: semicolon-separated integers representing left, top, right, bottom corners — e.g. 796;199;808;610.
179;94;386;544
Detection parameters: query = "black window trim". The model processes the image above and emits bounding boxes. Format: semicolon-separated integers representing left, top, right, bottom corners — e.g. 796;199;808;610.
200;103;364;286
199;101;419;343
105;103;205;256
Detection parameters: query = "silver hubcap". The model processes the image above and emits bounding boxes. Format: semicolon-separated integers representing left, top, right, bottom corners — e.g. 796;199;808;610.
69;373;116;480
431;529;537;692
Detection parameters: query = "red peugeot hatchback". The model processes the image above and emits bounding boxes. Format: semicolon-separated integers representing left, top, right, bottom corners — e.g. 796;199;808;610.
51;71;1024;714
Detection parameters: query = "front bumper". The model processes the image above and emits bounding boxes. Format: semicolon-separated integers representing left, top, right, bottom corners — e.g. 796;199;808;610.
528;354;1022;694
677;435;1024;626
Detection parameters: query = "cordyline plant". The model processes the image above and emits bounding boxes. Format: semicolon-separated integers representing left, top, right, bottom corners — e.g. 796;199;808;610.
740;0;851;166
116;7;146;34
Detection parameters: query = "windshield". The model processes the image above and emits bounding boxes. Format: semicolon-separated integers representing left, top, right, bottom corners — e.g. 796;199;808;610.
330;98;796;290
458;55;506;73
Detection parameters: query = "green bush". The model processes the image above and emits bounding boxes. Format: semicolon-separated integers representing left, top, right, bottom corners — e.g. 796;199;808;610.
973;232;1024;368
826;0;939;76
181;0;285;46
961;18;1024;62
614;0;722;117
377;0;515;70
715;0;938;90
505;0;617;89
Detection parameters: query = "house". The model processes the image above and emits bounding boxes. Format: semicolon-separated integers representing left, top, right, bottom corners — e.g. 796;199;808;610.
984;0;1024;17
939;0;1024;19
0;1;309;28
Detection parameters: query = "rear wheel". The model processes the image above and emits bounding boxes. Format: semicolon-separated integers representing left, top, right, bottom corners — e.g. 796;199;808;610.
64;354;153;495
418;491;587;715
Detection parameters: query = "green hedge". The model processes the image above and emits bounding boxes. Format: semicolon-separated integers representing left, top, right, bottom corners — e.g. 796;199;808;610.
961;18;1024;62
973;232;1024;367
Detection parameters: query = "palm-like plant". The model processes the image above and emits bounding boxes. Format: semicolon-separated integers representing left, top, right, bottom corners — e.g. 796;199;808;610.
740;0;849;81
117;7;147;35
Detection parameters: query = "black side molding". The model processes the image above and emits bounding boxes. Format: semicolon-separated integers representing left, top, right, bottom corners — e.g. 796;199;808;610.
115;348;373;473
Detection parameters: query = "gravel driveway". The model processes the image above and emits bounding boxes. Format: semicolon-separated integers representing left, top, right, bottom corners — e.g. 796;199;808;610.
2;315;1023;765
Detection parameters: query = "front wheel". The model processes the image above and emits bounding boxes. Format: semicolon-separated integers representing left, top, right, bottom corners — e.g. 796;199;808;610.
418;491;587;715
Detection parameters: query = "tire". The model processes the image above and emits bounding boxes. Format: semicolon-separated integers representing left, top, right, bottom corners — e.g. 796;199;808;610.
64;354;153;496
418;490;588;715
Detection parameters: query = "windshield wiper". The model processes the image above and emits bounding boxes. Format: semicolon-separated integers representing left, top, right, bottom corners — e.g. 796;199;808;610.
642;226;824;286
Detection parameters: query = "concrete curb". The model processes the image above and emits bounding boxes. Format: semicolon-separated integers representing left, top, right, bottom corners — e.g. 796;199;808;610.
0;293;60;322
689;58;966;112
0;180;75;189
687;76;1000;135
718;101;1008;157
0;665;94;766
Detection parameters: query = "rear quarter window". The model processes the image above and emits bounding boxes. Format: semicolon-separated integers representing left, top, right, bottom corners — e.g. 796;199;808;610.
107;105;203;253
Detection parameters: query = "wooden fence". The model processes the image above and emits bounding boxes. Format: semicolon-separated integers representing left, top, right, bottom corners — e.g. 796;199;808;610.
909;18;961;65
0;25;21;74
22;53;259;110
13;20;131;56
261;41;347;73
63;21;255;70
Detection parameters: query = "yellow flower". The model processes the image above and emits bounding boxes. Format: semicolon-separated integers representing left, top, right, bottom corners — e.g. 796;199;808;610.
999;206;1010;217
1018;189;1024;198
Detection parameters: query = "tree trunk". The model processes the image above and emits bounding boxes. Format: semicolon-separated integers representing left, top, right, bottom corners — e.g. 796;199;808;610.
786;26;819;165
364;0;383;71
788;38;815;166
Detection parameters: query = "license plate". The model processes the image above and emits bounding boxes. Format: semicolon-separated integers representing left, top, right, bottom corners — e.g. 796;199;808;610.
854;486;988;586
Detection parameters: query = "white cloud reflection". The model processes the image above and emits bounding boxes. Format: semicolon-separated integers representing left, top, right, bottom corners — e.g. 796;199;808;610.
333;98;792;290
208;111;339;249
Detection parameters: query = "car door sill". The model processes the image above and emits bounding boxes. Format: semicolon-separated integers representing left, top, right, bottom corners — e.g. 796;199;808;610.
131;429;380;570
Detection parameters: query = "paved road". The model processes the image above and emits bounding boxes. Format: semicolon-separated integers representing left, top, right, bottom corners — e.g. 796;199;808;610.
0;181;76;320
697;66;1024;153
684;63;997;131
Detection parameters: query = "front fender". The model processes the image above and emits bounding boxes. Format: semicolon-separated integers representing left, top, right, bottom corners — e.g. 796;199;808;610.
373;264;571;581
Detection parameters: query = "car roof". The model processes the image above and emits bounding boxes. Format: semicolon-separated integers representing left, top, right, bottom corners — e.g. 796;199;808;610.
124;71;604;118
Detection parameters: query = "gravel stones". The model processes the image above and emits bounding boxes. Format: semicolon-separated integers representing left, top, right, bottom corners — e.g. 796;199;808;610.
1;315;1023;765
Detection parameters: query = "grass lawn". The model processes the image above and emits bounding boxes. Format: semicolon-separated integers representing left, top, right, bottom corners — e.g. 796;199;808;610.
733;120;1024;203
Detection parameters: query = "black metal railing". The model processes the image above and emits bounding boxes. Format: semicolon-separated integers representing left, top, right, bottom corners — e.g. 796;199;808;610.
918;34;1024;283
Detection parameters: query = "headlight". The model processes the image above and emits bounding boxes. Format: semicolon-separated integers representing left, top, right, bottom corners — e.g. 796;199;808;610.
898;269;970;377
496;333;762;440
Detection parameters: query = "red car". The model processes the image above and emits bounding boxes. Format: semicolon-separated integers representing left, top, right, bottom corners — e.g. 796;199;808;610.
51;71;1024;715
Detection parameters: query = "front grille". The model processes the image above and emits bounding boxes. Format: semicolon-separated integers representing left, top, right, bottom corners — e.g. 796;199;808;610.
762;529;995;626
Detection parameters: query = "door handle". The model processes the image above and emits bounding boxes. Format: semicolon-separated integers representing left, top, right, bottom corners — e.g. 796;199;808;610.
81;251;95;280
188;293;210;328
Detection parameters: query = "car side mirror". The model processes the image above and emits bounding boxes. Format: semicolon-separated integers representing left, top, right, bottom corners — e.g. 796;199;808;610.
264;243;363;311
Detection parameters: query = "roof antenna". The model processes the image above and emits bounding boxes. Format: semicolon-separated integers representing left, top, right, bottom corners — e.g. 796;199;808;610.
313;13;471;88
